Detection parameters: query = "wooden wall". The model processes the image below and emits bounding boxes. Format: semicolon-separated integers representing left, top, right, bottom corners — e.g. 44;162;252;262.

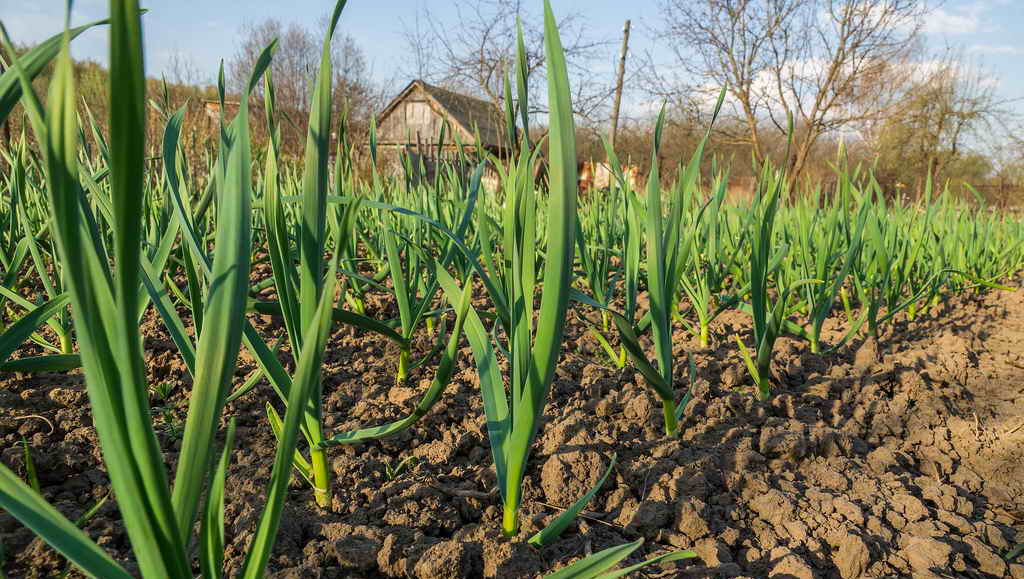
379;89;435;143
378;87;470;145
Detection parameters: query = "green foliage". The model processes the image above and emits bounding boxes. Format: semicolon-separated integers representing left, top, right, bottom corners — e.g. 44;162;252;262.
0;3;1021;579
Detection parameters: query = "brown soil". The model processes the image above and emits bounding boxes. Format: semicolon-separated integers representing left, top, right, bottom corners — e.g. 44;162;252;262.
1;288;1022;578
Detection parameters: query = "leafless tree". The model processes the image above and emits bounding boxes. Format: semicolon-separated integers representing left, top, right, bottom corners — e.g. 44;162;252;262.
654;0;930;179
230;20;318;113
399;0;613;125
865;50;1017;193
229;17;375;117
404;8;433;82
326;28;378;128
164;50;204;88
229;15;380;152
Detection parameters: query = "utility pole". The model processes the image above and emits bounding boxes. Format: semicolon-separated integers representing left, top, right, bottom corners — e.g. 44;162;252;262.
608;19;631;153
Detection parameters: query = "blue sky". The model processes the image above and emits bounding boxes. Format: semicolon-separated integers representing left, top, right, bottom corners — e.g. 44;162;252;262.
2;0;1022;117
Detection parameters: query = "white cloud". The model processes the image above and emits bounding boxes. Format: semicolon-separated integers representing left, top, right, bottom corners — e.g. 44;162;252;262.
968;44;1023;55
0;1;109;65
0;0;106;43
923;5;984;36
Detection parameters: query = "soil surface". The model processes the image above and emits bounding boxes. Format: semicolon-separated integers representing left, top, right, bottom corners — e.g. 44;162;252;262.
1;286;1023;578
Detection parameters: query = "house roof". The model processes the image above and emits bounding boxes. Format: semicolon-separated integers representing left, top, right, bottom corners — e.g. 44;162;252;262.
378;80;507;149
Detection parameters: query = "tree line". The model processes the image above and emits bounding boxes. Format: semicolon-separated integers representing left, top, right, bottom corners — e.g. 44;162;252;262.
224;0;1024;200
4;0;1022;201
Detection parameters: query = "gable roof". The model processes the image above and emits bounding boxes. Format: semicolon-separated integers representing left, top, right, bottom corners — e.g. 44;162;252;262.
377;80;507;150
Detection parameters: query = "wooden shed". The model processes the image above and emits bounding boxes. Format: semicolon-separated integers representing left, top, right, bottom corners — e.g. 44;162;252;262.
374;80;509;186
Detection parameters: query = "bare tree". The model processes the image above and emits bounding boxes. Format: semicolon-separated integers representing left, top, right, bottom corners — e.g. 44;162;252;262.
655;0;929;179
651;0;802;159
400;0;612;124
231;19;374;109
230;20;318;113
229;16;379;151
327;29;377;126
866;51;1016;193
164;50;204;87
403;8;433;82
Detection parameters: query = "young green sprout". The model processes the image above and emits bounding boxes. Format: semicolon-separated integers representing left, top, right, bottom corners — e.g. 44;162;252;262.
734;164;818;401
590;90;724;437
450;3;577;538
0;3;346;578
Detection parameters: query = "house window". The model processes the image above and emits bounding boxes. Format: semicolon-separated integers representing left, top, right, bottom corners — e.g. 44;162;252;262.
407;101;432;128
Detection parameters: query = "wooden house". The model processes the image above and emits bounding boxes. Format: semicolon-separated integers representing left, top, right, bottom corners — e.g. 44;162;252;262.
374;80;509;187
